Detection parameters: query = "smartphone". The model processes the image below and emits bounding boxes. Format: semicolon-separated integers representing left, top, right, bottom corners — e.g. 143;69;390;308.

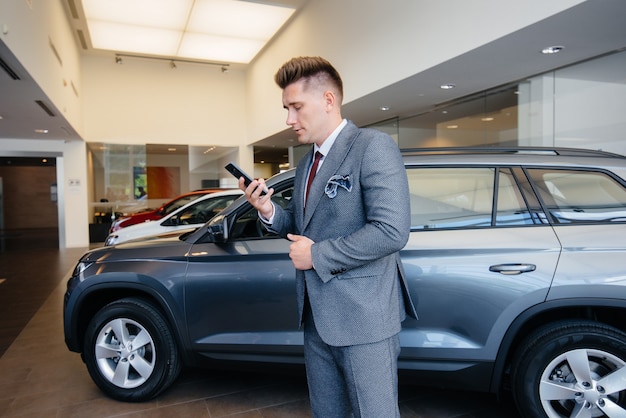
225;162;267;194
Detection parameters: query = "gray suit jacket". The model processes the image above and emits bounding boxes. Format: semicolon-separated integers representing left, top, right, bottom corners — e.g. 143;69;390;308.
269;121;417;347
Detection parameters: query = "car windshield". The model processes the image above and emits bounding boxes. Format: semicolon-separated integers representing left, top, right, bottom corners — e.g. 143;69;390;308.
162;195;204;215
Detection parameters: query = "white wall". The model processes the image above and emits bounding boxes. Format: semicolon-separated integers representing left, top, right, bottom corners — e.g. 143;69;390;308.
58;140;89;247
80;55;247;146
0;0;83;135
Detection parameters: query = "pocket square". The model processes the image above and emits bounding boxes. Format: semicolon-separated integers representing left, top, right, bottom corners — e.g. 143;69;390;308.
325;175;352;198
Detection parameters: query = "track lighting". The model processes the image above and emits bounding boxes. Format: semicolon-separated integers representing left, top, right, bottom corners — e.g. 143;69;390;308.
112;53;230;71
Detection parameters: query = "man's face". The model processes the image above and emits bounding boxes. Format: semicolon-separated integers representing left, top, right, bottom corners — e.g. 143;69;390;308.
281;78;331;146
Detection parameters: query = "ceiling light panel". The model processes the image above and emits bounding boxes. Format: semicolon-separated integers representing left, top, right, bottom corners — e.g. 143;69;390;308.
82;0;193;29
81;0;295;64
179;33;264;63
188;0;294;39
88;22;182;56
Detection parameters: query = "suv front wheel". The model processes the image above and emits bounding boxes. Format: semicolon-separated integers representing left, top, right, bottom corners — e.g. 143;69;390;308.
83;297;181;401
512;320;626;418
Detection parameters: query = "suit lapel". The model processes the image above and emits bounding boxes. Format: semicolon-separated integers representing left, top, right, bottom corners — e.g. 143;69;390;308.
303;122;360;229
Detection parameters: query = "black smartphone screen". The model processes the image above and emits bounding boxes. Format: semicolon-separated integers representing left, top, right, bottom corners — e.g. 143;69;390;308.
225;162;267;194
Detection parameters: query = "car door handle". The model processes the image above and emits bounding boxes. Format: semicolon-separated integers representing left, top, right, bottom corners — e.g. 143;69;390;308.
489;263;536;275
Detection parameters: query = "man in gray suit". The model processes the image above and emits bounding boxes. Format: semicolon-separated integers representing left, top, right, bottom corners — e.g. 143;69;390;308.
240;56;416;418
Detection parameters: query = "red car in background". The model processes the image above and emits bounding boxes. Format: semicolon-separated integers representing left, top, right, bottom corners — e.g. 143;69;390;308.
109;189;231;232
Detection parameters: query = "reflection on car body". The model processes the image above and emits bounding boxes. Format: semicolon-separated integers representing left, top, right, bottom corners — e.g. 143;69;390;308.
64;147;626;418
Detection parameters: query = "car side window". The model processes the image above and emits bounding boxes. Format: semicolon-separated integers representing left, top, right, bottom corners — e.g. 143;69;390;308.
495;169;535;226
230;187;294;240
406;167;534;230
526;169;626;224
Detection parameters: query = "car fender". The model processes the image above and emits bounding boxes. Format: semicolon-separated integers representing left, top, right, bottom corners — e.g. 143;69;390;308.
490;292;626;394
64;272;193;363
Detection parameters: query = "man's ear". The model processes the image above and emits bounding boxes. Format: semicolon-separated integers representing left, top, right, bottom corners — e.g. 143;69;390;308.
324;90;336;110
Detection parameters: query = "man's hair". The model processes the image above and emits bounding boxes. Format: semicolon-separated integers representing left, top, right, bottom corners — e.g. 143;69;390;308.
274;56;343;101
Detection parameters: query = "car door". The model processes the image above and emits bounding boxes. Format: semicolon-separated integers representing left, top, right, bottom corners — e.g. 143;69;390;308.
184;186;303;362
398;166;562;376
524;168;626;298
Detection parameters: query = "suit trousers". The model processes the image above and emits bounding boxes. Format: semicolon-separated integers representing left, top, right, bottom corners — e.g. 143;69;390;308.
303;306;401;418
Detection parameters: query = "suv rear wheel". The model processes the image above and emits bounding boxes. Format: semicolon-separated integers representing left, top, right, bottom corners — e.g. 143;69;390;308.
83;297;181;401
512;320;626;418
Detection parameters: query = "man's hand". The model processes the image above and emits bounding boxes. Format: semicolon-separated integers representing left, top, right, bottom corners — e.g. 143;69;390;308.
239;177;274;219
287;233;314;270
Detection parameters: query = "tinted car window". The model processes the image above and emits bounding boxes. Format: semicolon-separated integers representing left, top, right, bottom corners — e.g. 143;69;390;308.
230;187;294;240
527;168;626;223
495;168;535;226
407;167;533;230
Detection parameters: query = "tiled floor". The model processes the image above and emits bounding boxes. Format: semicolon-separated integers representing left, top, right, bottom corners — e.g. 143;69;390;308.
0;228;521;417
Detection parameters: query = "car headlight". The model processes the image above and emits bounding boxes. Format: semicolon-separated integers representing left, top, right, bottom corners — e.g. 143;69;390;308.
71;261;93;281
104;235;118;246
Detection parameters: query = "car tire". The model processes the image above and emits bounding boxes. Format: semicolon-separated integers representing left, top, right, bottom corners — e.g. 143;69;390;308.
83;297;181;401
511;319;626;418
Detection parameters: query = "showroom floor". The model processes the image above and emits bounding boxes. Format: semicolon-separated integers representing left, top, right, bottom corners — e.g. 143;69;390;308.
0;228;521;417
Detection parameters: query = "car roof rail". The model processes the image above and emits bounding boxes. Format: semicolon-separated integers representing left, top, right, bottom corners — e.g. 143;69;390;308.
400;146;625;158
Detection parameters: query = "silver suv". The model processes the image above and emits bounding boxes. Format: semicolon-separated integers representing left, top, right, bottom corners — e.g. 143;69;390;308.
64;147;626;418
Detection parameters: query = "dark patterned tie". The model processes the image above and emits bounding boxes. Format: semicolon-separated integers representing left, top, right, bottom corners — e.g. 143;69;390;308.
305;151;323;205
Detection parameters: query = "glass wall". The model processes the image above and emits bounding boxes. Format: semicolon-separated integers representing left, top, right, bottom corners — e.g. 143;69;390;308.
391;50;626;155
552;51;626;153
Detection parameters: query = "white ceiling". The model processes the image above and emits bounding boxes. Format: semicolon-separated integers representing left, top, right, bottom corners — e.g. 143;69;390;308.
1;0;626;154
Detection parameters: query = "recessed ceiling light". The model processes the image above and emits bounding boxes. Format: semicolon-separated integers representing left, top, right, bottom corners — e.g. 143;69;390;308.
440;83;456;90
379;106;391;111
541;45;564;54
34;129;49;133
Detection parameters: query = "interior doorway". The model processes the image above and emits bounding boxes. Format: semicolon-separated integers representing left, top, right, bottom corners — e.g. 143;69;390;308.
0;157;59;247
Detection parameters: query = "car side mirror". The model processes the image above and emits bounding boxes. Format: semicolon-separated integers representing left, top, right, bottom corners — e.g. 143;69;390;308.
162;216;178;227
207;215;228;242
